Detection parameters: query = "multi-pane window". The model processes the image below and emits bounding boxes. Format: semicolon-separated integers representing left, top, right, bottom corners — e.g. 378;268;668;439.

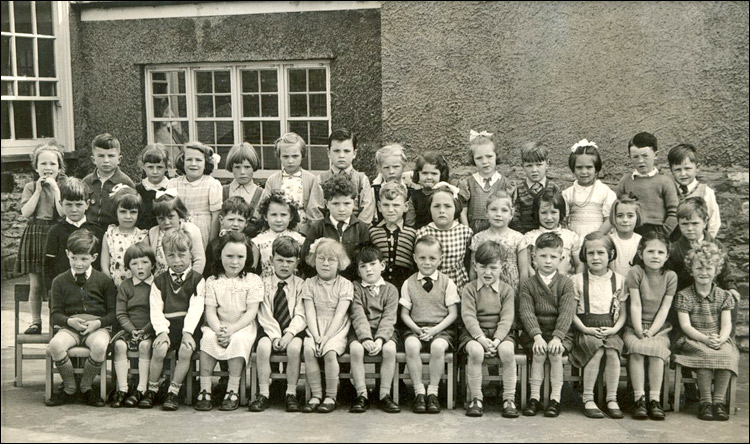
1;1;73;154
146;62;331;174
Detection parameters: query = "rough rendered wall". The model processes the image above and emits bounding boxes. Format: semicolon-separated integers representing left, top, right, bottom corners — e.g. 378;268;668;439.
70;8;382;179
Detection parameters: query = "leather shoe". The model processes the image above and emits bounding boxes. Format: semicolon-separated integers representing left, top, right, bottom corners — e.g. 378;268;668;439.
465;398;483;417
583;403;604;419
194;390;213;411
544;399;561;417
24;323;42;335
138;390;156;409
123;390;142;408
83;389;105;407
712;402;729;421
110;390;128;408
502;399;520;418
285;394;300;412
301;397;320;413
219;391;240;411
45;388;77;406
605;402;623;419
633;396;648;419
349;395;370;413
648;400;665;420
426;394;441;414
317;398;337;413
698;402;713;421
412;394;427;414
248;394;270;412
523;398;541;416
377;395;400;413
162;392;180;411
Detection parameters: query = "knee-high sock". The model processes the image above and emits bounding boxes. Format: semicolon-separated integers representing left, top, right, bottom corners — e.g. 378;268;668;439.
529;361;544;401
467;362;483;401
502;363;517;401
55;356;77;395
307;366;322;400
712;369;732;404
550;359;563;402
80;357;103;393
604;355;620;402
114;359;130;392
582;357;602;404
137;359;151;393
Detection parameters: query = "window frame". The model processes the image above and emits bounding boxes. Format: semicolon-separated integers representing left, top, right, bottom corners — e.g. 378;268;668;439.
144;61;332;179
1;1;75;156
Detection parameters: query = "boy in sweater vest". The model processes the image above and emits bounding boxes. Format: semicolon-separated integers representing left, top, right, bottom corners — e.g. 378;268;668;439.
400;235;459;414
667;143;720;240
519;232;577;418
348;244;401;414
46;229;117;407
511;142;560;234
616;132;679;237
251;236;307;413
143;229;205;411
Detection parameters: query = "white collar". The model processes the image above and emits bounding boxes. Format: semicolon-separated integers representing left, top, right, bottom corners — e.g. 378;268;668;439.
685;179;699;193
587;270;612;281
141;177;170;191
361;278;386;288
573;179;598;189
329;215;351;228
71;266;93;279
66;216;87;228
378;218;405;232
97;169;115;183
169;267;191;280
632;168;659;179
427;220;460;231
526;177;547;189
331;165;354;175
538;270;557;285
272;273;294;288
476;279;500;292
538;225;562;234
472;171;502;187
133;275;154;286
282;169;303;178
231;179;256;191
417;271;439;281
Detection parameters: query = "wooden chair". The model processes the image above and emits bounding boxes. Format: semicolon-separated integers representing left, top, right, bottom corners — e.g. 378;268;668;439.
673;359;737;415
45;346;108;402
462;354;528;409
395;352;456;409
14;283;51;386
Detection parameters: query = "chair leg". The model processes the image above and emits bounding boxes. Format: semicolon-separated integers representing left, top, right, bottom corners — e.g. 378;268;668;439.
447;360;454;410
520;363;527;409
100;362;108;401
45;354;53;401
729;374;737;415
673;364;682;413
15;344;23;387
392;362;399;405
543;360;551;409
239;368;247;406
661;361;669;410
250;360;257;401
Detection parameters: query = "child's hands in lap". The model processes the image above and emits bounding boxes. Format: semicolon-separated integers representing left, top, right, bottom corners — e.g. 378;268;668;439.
547;337;564;355
370;339;384;356
532;335;547;355
362;339;377;354
67;317;88;332
597;327;615;338
707;333;723;350
276;333;293;351
81;319;102;336
316;336;329;356
478;337;495;353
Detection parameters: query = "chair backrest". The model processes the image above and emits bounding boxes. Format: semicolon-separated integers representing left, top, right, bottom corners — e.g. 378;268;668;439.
15;284;31;336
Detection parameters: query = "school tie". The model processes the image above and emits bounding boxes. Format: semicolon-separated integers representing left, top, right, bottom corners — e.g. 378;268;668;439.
172;272;184;287
530;182;543;196
365;284;379;299
75;273;87;287
679;184;689;196
482;178;491;192
422;276;433;293
336;220;345;239
273;282;291;331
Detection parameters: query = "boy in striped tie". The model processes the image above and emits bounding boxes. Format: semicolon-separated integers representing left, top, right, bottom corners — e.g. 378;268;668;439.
252;236;307;412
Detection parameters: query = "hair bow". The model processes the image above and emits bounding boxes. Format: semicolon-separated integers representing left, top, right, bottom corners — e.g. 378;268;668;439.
108;183;133;197
211;152;221;165
469;130;494;142
570;139;598;152
155;188;178;200
432;181;460;199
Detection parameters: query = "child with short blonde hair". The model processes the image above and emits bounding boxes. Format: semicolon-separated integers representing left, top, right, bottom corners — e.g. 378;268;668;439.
668;143;720;239
371;143;410;225
148;192;205;276
608;193;643;277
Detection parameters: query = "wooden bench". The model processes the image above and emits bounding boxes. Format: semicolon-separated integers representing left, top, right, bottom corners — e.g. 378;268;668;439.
15;283;51;387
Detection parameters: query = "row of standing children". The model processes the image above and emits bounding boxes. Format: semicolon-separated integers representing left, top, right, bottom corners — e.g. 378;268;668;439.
16;128;737;421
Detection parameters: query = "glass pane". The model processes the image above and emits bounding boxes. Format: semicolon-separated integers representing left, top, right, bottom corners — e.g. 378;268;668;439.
14;101;33;139
261;95;278;117
152;72;166;81
242;70;259;93
261;121;280;145
153;97;168;117
18;81;35;96
1;102;9;138
288;69;306;92
38;39;55;77
242;121;261;144
16;37;35;77
39;81;56;96
177;95;187;117
1;2;9;33
309;94;327;117
309;146;330;170
2;81;14;95
176;72;186;94
216;121;234;144
35;101;54;137
214;71;230;94
260;70;277;92
1;36;11;76
36;2;54;35
197;95;213;117
215;95;231;118
261;146;280;169
289;94;307;117
152;80;167;95
243;95;259;118
14;1;33;34
153;121;188;146
197;121;215;143
310;121;329;145
216;145;231;170
196;71;212;93
289;121;307;140
309;69;326;92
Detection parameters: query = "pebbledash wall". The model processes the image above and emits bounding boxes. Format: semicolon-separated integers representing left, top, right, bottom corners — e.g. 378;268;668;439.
2;1;748;348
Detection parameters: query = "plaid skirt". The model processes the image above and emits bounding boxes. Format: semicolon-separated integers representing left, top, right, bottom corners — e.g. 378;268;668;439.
622;321;672;362
567;314;623;368
673;335;739;376
15;219;55;275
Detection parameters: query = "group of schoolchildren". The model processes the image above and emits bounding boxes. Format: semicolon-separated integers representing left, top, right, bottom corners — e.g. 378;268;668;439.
16;127;738;422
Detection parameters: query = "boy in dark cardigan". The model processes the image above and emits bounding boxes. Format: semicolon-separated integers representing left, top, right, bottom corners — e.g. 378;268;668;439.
46;229;116;407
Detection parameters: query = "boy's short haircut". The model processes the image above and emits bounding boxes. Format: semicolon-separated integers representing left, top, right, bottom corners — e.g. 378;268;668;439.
379;181;408;202
676;196;709;222
667;143;698;166
354;243;383;266
628;131;657;153
475;240;506;266
328;128;357;151
414;234;442;254
322;174;357;200
376;144;407;165
274;132;307;159
67;228;99;255
162;228;192;254
114;186;142;211
139;143;170;168
532;188;567;226
579;231;617;263
306;238;350;270
609;192;643;228
152;194;190;220
222;195;252;219
272;235;302;259
124;242;156;272
60;177;90;202
226;142;260;172
685;241;724;270
413;151;450;184
535;231;564;250
91;133;121;152
520;142;549;164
